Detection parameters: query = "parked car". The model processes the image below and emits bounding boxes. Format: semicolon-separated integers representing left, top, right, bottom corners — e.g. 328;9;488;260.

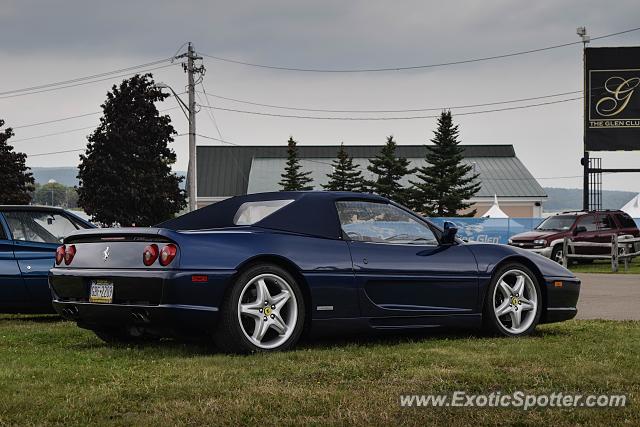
50;192;580;353
0;206;94;312
508;210;640;263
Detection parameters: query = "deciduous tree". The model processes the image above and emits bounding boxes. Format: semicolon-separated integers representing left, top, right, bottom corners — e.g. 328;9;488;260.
0;119;35;204
77;74;186;226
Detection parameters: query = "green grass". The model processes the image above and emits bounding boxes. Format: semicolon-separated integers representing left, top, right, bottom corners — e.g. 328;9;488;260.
0;316;638;426
569;258;640;274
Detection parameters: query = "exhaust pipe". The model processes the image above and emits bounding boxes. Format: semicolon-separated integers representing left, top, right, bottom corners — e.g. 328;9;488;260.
62;306;79;318
131;309;150;323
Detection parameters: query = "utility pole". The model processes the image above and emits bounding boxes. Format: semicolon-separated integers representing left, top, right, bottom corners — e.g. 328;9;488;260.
187;42;198;212
577;27;590;211
166;43;204;211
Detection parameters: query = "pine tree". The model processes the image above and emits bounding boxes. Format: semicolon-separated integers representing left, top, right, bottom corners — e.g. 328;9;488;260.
279;136;313;191
77;74;186;226
366;136;414;205
411;111;481;216
0;119;35;204
322;143;365;192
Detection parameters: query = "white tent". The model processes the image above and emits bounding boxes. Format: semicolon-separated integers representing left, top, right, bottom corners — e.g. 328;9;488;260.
621;193;640;218
481;194;509;218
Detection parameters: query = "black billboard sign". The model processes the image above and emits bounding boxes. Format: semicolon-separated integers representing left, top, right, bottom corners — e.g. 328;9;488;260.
585;46;640;151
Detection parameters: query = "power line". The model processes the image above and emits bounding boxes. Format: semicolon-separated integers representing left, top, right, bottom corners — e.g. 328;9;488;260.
198;82;224;140
27;148;85;158
199;26;640;73
198;90;581;113
199;96;581;120
13;112;101;129
14;88;578;129
12;126;96;143
25;128;189;158
0;64;178;100
11;95;186;129
10;106;179;142
0;58;173;96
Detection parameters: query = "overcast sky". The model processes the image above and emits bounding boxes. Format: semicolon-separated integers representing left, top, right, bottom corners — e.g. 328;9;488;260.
1;0;640;192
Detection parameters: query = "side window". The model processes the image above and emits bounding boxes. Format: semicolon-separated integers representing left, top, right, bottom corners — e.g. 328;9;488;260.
336;201;438;245
576;215;598;232
0;214;6;240
615;213;638;229
4;211;79;244
597;214;615;231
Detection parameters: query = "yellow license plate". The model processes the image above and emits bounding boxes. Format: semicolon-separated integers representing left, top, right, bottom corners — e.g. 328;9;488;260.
89;280;114;303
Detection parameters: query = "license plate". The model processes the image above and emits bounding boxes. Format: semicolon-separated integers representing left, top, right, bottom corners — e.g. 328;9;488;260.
89;280;114;304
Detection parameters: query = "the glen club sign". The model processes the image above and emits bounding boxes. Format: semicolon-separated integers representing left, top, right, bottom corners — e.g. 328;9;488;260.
586;46;640;151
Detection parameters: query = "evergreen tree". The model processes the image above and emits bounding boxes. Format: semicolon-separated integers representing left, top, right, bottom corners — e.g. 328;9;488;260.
411;111;481;216
322;143;365;192
77;74;186;226
366;136;414;205
0;119;35;204
279;136;313;191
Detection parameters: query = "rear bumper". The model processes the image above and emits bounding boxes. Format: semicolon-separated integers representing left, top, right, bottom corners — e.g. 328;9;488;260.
52;299;219;333
49;267;234;333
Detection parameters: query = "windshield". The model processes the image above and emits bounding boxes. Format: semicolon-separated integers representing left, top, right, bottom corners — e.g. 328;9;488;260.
536;215;576;231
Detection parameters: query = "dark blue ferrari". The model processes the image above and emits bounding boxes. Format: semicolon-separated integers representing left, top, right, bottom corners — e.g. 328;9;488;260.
50;192;580;352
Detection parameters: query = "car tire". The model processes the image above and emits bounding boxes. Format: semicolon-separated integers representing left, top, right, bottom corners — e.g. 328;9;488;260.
214;263;305;353
551;245;565;264
483;263;542;337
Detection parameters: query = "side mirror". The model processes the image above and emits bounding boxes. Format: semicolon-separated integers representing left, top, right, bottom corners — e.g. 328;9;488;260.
441;221;458;245
573;226;587;235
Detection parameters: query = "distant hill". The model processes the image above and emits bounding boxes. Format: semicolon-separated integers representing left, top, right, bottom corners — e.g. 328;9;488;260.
31;167;80;187
30;167;186;189
543;187;637;212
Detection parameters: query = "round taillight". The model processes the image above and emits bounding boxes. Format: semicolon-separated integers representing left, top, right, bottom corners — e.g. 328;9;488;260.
64;245;76;265
143;244;159;266
55;245;65;265
159;244;177;266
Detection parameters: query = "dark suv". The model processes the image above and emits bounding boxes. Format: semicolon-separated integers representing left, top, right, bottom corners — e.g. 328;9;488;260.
508;210;640;263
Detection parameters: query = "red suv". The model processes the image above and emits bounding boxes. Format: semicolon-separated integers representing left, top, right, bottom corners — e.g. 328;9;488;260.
508;210;640;263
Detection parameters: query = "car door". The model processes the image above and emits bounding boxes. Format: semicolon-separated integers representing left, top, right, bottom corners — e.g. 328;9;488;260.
336;200;479;320
595;213;617;254
4;210;82;307
0;213;29;308
572;214;599;255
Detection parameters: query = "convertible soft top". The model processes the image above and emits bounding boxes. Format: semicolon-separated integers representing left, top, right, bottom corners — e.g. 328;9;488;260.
157;191;388;239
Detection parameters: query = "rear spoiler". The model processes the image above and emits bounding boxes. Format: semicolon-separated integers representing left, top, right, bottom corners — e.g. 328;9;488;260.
64;227;179;244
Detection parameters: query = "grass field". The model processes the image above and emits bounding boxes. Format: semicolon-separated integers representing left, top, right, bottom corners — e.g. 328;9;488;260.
1;316;638;426
569;258;640;274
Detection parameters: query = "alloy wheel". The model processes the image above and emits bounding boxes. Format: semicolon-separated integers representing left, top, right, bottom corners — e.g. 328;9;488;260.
492;269;538;334
236;273;298;349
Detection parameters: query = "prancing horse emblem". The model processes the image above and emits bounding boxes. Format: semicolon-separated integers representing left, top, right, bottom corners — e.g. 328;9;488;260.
103;246;110;262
